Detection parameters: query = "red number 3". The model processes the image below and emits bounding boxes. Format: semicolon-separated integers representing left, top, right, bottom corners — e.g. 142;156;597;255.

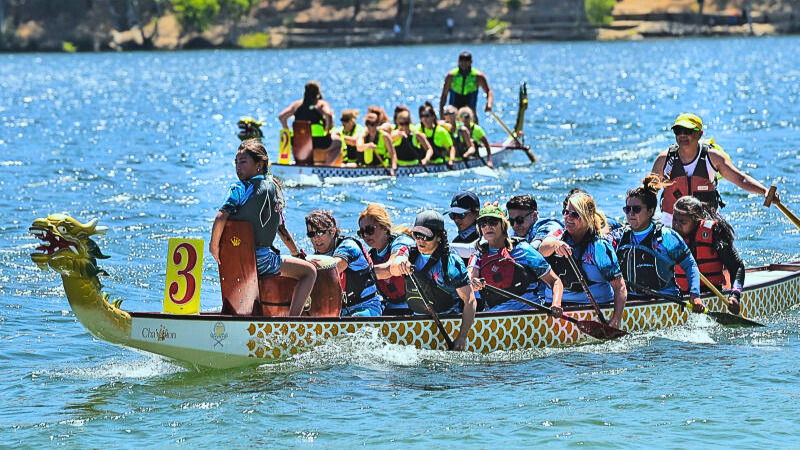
169;242;197;304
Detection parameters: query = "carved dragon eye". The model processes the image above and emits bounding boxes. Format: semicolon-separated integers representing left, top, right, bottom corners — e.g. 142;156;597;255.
57;226;67;234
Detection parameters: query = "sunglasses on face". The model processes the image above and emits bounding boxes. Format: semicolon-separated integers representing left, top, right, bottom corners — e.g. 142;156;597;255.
673;127;696;136
459;114;471;120
397;121;410;126
412;232;436;242
623;205;644;215
450;212;467;220
307;229;328;238
444;112;455;116
420;113;433;118
509;211;534;226
357;224;378;238
477;217;501;228
365;121;377;127
562;209;581;220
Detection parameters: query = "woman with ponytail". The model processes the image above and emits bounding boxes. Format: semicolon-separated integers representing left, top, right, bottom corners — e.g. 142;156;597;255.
539;191;627;329
616;175;705;313
671;196;745;314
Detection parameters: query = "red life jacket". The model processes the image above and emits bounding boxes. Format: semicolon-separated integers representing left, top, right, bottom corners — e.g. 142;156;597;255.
369;235;407;304
477;246;537;308
660;144;720;214
675;220;726;292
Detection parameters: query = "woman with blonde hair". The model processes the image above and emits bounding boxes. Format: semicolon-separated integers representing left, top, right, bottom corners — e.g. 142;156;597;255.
539;191;627;329
357;204;416;315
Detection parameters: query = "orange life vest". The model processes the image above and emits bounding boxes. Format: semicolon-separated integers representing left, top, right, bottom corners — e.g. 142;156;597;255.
660;144;721;214
675;220;725;292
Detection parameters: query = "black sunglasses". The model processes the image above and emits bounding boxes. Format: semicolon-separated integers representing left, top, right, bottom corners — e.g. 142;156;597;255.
365;121;377;127
397;121;410;126
450;212;467;220
509;211;534;226
673;127;696;136
477;217;501;228
623;205;644;214
412;232;436;242
357;224;378;238
307;229;328;238
420;113;433;118
562;209;581;220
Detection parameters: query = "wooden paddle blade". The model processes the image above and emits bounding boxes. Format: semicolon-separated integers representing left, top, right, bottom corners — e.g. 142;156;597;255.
707;311;765;327
576;320;627;340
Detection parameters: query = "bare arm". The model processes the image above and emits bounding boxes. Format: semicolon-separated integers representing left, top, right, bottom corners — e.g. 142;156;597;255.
540;269;563;310
453;284;476;351
277;223;301;256
416;131;434;164
209;211;229;265
477;73;493;111
650;152;669;181
710;150;770;196
439;73;454;117
278;100;302;130
317;99;334;132
609;276;627;330
479;134;492;167
382;131;397;172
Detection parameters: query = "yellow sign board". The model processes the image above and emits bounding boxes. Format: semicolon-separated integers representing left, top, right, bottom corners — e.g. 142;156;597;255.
278;128;292;165
163;238;203;314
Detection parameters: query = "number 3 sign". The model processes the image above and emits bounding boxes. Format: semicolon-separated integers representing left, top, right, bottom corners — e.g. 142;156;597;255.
163;238;204;314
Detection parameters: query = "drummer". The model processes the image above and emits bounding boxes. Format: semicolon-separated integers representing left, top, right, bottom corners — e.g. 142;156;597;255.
305;209;383;317
390;210;477;351
358;204;416;315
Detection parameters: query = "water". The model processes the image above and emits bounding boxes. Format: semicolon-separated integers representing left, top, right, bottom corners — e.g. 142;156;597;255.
2;37;800;447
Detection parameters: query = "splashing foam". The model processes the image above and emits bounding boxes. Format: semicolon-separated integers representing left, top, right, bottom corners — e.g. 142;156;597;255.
48;355;185;379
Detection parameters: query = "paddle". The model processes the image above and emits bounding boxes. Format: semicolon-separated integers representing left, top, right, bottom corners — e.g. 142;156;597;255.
488;110;536;163
566;254;609;325
627;282;764;327
480;282;626;340
765;185;800;230
699;273;737;314
406;272;454;350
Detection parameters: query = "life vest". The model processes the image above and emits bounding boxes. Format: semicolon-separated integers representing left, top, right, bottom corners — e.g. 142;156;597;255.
451;125;470;159
477;245;539;308
675;220;726;292
363;130;389;166
544;232;596;293
616;223;671;293
420;124;448;162
407;247;459;313
339;124;363;164
393;134;421;164
369;235;407;304
294;100;328;138
449;67;479;110
660;143;722;214
333;237;379;308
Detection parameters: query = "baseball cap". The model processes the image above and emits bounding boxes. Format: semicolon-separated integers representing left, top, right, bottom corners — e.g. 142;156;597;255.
445;191;480;216
672;113;703;131
411;210;445;237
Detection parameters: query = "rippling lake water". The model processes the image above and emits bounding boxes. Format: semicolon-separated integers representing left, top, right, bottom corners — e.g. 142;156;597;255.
2;37;800;447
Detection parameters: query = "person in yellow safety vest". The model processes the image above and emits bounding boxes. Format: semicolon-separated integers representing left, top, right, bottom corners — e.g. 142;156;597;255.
650;113;774;226
440;105;476;161
278;81;342;164
355;112;398;176
418;102;455;167
332;109;364;167
390;110;432;166
438;51;493;122
457;107;493;168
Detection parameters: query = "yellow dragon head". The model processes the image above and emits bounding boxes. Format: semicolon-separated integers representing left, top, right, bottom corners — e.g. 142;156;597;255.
29;214;109;279
237;116;264;142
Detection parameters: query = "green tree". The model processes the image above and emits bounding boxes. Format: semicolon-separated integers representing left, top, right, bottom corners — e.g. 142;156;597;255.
220;0;254;21
170;0;220;32
584;0;615;26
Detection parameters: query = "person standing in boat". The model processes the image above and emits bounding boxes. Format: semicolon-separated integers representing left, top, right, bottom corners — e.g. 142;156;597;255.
356;112;398;176
389;210;477;351
439;51;494;122
305;209;384;317
505;195;563;251
440;105;476;161
468;202;564;313
418;102;455;167
615;175;705;312
209;139;317;317
456;107;493;168
650;113;773;226
390;110;432;167
278;81;342;164
358;204;416;315
445;190;481;244
332;109;364;167
538;192;627;330
671;196;745;314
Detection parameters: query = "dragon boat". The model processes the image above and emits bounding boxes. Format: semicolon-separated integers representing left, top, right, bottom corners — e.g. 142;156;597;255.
238;83;536;183
30;214;800;370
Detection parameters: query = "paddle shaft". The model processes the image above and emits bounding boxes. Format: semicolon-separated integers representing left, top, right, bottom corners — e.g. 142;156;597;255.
488;110;536;162
566;254;609;325
765;185;800;229
481;283;573;323
408;272;454;350
700;273;730;306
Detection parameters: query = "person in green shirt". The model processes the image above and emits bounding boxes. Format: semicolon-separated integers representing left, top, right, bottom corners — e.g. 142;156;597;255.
417;102;455;167
332;109;364;166
457;107;493;168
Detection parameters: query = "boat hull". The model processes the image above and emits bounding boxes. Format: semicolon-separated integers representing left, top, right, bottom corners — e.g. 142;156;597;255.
119;264;800;369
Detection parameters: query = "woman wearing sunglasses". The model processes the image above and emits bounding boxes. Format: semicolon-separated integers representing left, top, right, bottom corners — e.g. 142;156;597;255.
356;112;398;176
456;107;493;168
333;109;364;167
539;192;627;329
468;203;564;313
305;210;383;317
358;204;416;315
671;195;745;315
389;210;477;351
615;175;705;313
441;105;476;161
390;110;432;166
417;102;455;167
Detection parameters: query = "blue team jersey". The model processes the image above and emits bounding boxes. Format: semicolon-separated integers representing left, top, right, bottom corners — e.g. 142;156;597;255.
511;218;564;250
327;238;383;316
545;230;622;304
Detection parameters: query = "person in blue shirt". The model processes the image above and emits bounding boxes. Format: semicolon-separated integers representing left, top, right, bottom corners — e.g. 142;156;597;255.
445;190;481;244
390;210;477;351
468;202;564;314
305;209;383;317
539;191;627;329
505;194;564;251
616;175;705;312
358;203;416;315
209;139;317;316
